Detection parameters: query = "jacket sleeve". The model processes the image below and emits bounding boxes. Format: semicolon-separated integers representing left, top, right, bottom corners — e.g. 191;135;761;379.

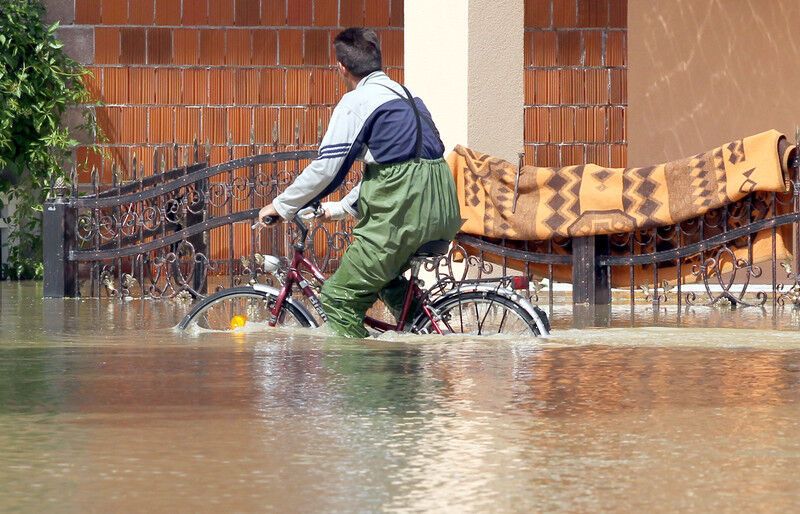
272;104;364;220
340;183;361;218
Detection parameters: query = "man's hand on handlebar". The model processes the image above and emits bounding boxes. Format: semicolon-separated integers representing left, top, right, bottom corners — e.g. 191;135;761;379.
318;201;348;221
298;202;347;221
256;203;280;228
255;201;348;229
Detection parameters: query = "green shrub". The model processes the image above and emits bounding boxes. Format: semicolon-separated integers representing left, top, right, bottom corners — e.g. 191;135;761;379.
0;0;98;280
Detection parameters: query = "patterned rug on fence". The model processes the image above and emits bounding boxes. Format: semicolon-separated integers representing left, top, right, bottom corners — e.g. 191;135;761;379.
447;130;797;285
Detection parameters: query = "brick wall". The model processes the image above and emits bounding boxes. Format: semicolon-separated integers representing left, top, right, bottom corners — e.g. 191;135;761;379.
43;0;625;264
523;0;627;167
45;0;404;184
48;0;627;177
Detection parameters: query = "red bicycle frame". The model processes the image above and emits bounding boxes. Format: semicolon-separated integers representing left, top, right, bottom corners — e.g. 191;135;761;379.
266;222;443;334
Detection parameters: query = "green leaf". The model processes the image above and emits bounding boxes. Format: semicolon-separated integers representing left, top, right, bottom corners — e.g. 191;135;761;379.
0;0;101;278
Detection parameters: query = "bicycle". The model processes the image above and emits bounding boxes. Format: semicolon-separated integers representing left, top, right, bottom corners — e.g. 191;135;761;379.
178;211;550;337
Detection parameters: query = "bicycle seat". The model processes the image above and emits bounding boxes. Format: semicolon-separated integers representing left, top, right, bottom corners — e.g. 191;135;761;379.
413;240;450;258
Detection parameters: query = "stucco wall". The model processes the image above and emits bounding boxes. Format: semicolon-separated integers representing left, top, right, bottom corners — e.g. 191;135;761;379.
405;0;524;163
404;0;469;156
628;0;800;166
467;0;524;164
408;0;627;166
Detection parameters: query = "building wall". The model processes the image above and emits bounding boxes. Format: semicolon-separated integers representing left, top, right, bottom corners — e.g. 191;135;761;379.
468;0;525;164
404;0;470;159
524;0;627;167
41;0;627;266
628;0;800;166
43;0;402;264
46;0;628;177
44;0;404;183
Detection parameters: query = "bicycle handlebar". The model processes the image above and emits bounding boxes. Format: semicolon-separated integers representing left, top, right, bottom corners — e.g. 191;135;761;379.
260;215;279;226
258;201;322;226
254;213;311;249
255;201;321;248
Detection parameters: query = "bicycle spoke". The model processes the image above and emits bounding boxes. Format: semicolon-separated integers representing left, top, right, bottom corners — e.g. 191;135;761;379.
477;295;499;334
415;291;539;336
441;317;456;334
472;297;481;333
456;295;466;334
497;307;509;334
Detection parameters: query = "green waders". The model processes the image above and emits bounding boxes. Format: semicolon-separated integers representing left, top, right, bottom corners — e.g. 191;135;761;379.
320;157;462;338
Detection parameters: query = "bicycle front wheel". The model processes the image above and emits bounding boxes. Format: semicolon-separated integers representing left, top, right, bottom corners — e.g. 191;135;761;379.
178;286;316;332
416;291;541;336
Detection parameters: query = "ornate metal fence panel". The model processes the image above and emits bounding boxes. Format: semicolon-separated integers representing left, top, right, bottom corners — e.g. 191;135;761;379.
43;144;357;300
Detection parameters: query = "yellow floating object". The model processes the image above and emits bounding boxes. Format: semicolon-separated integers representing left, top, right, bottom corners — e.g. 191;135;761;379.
229;315;247;330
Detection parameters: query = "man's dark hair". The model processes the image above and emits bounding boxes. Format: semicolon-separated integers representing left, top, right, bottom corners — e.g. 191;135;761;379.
334;28;382;78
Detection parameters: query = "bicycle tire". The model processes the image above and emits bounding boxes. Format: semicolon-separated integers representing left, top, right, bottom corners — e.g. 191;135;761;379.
415;291;541;336
178;286;316;331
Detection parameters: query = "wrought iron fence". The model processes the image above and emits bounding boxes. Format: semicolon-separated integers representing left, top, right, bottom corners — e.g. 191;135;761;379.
43;140;357;300
43;139;800;328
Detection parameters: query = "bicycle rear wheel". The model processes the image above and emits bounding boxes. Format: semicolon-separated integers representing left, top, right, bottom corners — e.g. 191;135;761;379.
416;291;541;336
178;286;315;331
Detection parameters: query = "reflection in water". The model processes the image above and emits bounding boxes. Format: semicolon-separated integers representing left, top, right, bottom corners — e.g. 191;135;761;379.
1;282;800;512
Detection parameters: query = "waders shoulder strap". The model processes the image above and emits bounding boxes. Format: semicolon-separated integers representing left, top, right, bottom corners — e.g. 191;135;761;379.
378;84;428;162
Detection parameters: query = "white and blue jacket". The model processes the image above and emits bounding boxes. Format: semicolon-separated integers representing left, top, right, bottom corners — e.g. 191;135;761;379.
272;71;445;220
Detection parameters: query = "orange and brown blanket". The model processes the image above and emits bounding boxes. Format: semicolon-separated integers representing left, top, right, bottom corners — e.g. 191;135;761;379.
448;130;794;240
447;130;797;285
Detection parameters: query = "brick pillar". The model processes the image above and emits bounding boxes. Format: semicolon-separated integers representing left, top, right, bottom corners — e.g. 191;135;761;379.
523;0;628;167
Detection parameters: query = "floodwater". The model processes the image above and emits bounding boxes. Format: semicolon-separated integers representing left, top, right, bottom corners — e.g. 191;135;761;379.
1;282;800;513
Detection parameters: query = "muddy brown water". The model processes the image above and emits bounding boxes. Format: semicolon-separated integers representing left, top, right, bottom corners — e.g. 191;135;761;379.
1;282;799;512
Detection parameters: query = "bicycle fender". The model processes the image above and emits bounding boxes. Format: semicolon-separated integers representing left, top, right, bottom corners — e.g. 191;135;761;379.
252;283;319;327
425;285;550;336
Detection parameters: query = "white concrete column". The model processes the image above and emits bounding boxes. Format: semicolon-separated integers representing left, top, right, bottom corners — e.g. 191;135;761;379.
404;0;524;164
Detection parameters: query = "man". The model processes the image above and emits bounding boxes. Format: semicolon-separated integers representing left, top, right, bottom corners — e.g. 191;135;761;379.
258;28;461;338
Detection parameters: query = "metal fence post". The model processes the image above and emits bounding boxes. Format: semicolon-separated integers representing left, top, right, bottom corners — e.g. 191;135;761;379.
43;187;76;298
0;216;5;280
792;135;800;282
571;235;611;327
187;176;208;295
